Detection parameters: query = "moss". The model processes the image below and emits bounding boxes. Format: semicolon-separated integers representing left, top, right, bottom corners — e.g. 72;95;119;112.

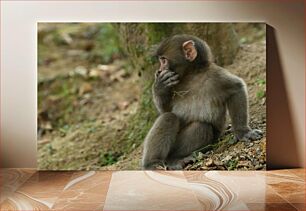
121;80;158;151
146;23;176;44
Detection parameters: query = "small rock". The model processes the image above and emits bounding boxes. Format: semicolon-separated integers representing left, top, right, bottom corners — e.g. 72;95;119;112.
74;66;88;77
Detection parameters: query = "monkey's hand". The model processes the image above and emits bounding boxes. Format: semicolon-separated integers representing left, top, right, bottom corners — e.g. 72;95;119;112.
154;70;180;93
153;70;179;113
239;129;263;141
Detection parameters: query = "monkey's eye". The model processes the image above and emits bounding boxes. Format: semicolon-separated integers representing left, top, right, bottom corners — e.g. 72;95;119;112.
159;57;167;64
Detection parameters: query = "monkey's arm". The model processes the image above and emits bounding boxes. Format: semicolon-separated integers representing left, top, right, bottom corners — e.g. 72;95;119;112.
226;80;262;141
153;70;179;113
153;86;172;113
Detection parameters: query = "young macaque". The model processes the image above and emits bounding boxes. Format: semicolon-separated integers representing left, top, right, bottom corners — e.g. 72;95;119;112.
142;34;262;170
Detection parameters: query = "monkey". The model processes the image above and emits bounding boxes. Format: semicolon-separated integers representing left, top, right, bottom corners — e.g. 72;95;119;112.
141;34;263;170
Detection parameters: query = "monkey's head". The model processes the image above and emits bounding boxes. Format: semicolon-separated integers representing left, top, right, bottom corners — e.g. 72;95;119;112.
155;34;213;76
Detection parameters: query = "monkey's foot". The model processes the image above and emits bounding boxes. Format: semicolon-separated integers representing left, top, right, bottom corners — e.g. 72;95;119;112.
167;163;184;170
166;155;196;170
155;164;168;170
240;129;263;141
142;160;167;170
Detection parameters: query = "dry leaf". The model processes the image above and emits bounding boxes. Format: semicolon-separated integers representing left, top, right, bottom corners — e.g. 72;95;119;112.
79;82;93;95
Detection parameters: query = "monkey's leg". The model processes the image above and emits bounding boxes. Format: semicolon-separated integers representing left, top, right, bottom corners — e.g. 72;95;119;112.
166;122;214;169
142;112;180;170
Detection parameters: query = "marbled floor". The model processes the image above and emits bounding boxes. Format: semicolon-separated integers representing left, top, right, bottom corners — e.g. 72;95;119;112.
0;169;304;211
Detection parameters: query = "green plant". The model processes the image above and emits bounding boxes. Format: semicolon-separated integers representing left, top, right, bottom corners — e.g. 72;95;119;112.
226;159;238;170
99;152;120;166
256;90;266;99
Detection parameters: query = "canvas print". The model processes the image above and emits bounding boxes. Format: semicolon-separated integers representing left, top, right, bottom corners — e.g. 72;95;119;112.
38;23;266;170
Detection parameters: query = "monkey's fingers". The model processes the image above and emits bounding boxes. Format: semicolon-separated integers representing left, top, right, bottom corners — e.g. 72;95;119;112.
160;71;176;81
163;74;179;84
250;129;263;140
253;129;263;135
155;69;165;79
158;69;168;78
243;129;263;141
250;134;262;141
166;80;180;87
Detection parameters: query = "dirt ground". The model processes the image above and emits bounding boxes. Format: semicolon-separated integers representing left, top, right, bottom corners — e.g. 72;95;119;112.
38;23;266;170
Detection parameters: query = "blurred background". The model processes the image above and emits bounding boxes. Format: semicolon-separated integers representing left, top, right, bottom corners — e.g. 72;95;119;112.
38;23;266;170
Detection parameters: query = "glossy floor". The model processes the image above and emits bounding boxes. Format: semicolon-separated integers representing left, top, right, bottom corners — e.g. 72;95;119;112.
0;169;304;210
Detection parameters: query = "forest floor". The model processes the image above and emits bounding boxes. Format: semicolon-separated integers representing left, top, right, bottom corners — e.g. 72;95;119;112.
38;23;266;170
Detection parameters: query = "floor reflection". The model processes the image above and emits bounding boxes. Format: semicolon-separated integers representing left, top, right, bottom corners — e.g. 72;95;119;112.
0;169;304;210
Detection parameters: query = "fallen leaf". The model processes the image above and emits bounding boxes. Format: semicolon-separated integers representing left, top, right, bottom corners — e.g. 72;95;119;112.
237;160;251;167
205;158;214;167
89;68;101;78
79;82;93;95
214;160;223;166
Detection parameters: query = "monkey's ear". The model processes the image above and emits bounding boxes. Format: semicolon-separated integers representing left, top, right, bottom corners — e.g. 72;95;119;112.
182;40;197;62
